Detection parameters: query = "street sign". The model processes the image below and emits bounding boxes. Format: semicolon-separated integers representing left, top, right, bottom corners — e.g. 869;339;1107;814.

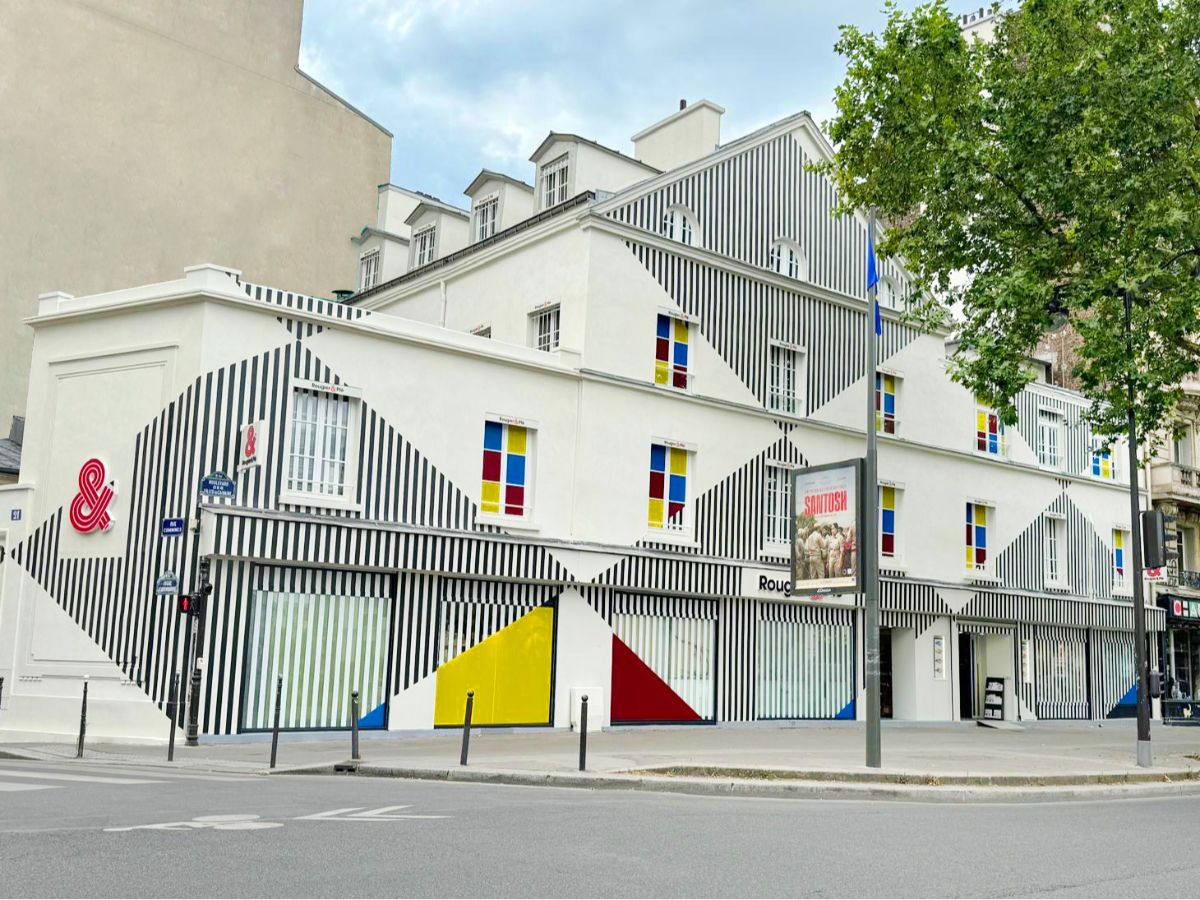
199;471;235;499
9;509;20;521
161;517;185;537
155;572;180;596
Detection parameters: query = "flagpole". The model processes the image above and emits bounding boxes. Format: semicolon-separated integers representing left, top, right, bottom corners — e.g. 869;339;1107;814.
864;208;882;768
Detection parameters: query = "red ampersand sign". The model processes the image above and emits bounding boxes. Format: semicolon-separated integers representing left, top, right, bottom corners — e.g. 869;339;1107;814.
244;424;256;459
69;458;114;533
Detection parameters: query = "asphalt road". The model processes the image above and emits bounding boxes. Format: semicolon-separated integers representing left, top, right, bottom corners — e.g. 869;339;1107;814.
1;759;1196;898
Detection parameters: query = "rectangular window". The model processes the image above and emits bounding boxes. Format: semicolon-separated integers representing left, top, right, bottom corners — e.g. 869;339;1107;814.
530;305;560;352
880;485;898;559
480;420;530;517
965;501;991;572
876;373;897;435
654;314;690;389
648;443;689;532
414;227;436;267
287;387;353;498
768;345;799;414
1113;528;1130;591
1092;448;1115;479
474;196;498;241
975;399;1005;455
541;154;569;208
764;466;791;547
1045;515;1066;587
1037;410;1063;468
358;249;380;292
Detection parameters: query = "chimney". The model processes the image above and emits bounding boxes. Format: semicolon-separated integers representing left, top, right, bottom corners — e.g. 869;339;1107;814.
632;99;725;172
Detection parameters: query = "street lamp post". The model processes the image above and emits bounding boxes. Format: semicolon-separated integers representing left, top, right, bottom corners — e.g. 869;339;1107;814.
1123;288;1153;768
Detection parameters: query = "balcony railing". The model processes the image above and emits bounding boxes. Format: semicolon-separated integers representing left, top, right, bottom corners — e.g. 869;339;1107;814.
1151;462;1200;505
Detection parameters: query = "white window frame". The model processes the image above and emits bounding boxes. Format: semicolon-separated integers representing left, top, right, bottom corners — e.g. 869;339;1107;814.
280;379;363;511
653;308;697;393
1112;526;1132;595
473;193;499;242
965;498;997;579
768;240;808;280
662;206;697;247
767;341;803;415
879;480;904;568
412;225;437;268
763;464;793;551
529;303;561;352
540;154;570;209
875;368;901;437
974;400;1007;457
476;414;539;530
1044;512;1067;589
358;248;380;292
648;438;698;543
1037;408;1064;470
879;276;900;310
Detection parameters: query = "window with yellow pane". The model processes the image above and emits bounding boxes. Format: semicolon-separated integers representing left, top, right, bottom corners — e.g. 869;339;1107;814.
648;443;690;532
655;314;690;389
480;420;530;517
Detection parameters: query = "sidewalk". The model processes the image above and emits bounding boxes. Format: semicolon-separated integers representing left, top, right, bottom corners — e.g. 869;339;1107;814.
2;720;1200;787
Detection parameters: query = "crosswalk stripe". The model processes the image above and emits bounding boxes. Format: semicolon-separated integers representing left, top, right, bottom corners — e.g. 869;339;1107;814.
0;768;161;785
0;782;60;792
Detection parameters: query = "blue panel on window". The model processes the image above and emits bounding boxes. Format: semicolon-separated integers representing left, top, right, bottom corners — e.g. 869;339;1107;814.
966;503;972;523
976;526;987;549
669;473;687;503
650;444;666;472
507;454;525;486
881;509;895;533
483;421;502;450
656;315;670;338
884;394;895;414
673;341;688;367
988;434;998;453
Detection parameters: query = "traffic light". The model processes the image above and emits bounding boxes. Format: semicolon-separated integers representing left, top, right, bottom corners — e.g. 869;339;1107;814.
178;593;195;616
1143;510;1169;569
177;584;212;618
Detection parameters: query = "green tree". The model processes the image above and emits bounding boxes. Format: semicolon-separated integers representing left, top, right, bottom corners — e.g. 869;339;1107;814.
817;0;1200;440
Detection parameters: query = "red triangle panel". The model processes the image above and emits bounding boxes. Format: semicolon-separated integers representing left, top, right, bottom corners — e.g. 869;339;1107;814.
610;634;702;723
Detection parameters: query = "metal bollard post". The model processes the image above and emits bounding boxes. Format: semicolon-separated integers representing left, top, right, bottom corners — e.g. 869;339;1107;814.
579;694;589;772
350;690;361;761
167;673;179;762
269;675;283;769
459;690;474;766
76;679;88;759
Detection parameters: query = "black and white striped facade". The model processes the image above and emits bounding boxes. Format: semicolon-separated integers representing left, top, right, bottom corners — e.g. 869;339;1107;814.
0;111;1160;740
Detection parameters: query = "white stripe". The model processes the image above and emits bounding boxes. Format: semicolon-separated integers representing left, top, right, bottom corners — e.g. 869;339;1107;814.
0;769;161;785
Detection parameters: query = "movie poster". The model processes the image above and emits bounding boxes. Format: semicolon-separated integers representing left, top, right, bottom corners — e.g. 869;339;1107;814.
791;460;862;595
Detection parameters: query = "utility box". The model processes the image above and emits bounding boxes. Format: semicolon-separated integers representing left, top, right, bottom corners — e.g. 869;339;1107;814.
569;687;603;732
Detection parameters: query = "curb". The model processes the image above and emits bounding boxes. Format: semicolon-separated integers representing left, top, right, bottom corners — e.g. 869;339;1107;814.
278;762;1200;804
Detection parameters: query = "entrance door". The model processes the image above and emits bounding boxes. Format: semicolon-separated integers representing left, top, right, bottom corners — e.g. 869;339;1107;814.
958;632;976;719
880;628;894;719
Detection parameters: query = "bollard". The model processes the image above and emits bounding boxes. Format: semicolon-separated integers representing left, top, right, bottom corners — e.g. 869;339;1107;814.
459;690;474;766
350;690;361;761
76;679;88;759
0;675;5;708
167;673;179;763
579;694;589;772
269;675;283;770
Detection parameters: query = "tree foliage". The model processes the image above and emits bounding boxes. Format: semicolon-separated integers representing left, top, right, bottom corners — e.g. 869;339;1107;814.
817;0;1200;441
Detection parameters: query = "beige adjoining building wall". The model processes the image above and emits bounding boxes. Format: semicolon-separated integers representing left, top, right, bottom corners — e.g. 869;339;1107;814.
0;0;392;433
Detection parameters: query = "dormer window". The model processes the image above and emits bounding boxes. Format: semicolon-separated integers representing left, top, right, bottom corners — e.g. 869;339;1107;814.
541;154;569;208
662;207;697;246
413;226;437;268
879;276;900;309
768;240;807;280
474;195;498;242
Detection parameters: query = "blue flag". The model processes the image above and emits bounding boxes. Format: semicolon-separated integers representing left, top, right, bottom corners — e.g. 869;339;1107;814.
866;217;882;337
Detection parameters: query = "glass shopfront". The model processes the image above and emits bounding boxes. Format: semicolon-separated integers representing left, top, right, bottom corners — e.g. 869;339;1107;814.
1159;595;1200;722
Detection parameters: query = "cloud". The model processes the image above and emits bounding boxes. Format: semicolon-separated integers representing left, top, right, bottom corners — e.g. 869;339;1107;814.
299;0;907;203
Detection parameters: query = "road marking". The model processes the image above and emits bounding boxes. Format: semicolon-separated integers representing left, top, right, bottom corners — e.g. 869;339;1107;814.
0;769;161;785
296;805;448;822
106;814;282;832
0;782;60;792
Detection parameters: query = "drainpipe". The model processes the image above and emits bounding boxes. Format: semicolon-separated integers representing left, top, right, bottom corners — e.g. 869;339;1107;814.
439;280;448;327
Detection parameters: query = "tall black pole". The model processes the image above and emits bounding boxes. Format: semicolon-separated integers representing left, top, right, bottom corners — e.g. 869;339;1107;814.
1124;288;1153;767
864;209;881;768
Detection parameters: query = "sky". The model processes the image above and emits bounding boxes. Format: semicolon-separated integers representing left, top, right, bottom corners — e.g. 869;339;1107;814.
298;1;922;205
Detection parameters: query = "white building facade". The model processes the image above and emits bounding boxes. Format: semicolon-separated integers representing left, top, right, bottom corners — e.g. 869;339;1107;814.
0;105;1160;741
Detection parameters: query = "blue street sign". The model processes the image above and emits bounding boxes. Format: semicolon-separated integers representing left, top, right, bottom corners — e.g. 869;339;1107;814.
199;471;235;499
155;572;180;596
161;517;185;537
9;509;20;521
